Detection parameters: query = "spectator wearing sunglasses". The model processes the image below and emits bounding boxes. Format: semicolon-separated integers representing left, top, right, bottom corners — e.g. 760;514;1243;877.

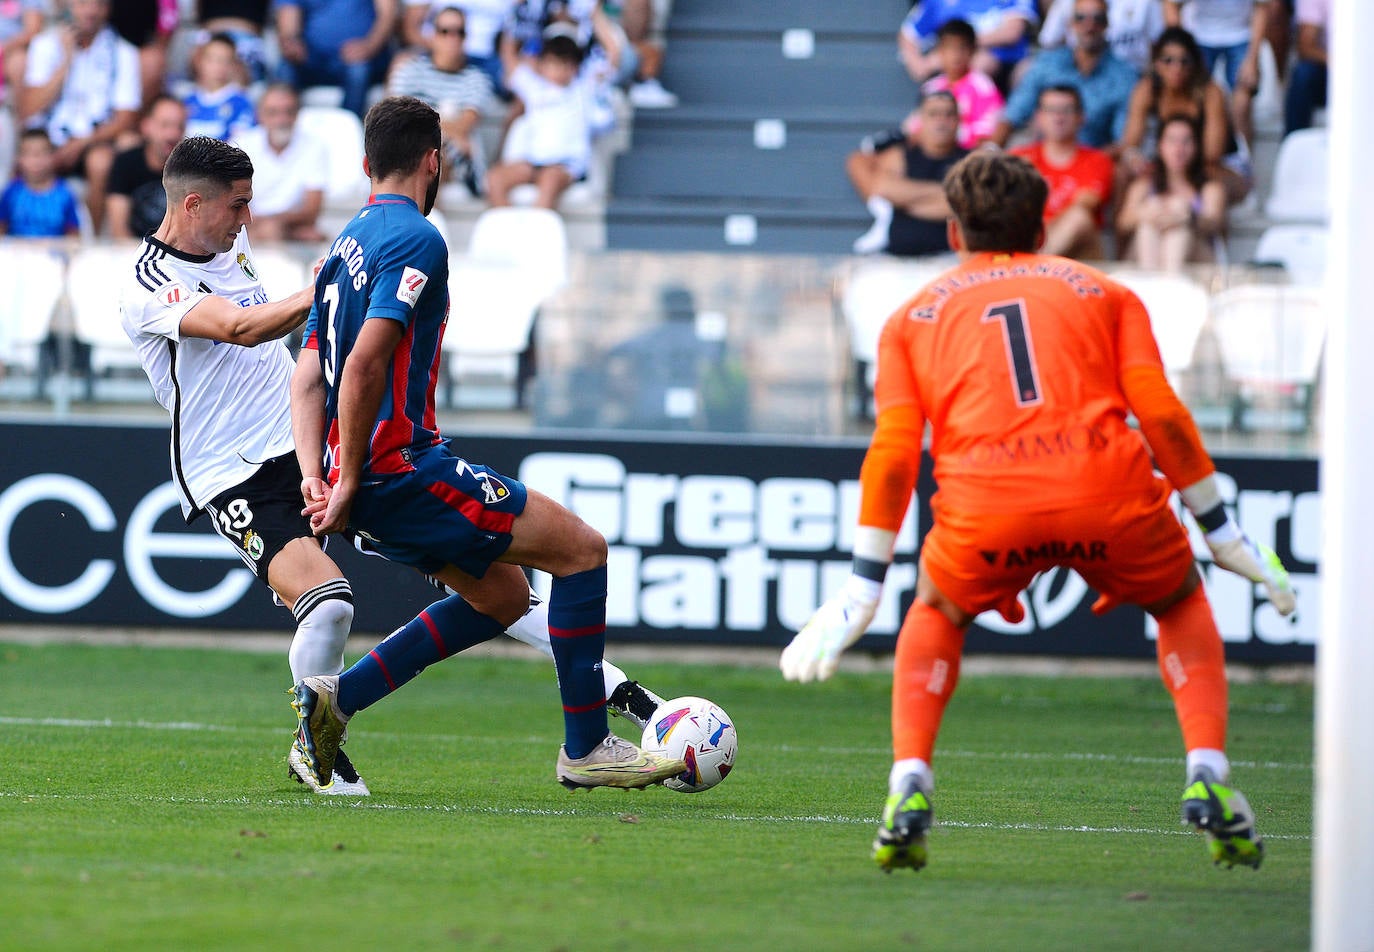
1119;25;1252;205
388;5;496;196
1036;0;1166;72
399;0;514;97
1164;1;1270;148
993;0;1139;152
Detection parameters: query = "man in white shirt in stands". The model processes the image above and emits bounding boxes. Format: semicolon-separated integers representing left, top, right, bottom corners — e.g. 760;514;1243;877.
233;83;329;243
18;0;141;235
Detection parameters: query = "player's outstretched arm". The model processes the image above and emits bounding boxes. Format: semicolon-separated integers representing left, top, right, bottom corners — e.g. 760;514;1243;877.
1119;359;1296;617
179;285;315;346
1179;476;1297;616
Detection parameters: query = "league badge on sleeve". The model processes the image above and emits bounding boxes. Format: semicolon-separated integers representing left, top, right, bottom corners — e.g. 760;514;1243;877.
161;282;192;307
396;266;429;306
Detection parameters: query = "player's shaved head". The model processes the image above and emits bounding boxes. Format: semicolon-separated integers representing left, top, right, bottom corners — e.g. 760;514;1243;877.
943;151;1047;253
364;96;442;181
163;136;254;204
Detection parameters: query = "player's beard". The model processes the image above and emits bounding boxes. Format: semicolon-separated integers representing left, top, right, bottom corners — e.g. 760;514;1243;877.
423;166;440;216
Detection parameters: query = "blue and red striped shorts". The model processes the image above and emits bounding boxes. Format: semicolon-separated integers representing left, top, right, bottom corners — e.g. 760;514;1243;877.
347;445;528;578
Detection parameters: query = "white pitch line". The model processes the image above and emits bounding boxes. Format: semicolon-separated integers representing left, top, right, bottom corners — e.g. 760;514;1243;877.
0;714;1314;773
0;790;1311;841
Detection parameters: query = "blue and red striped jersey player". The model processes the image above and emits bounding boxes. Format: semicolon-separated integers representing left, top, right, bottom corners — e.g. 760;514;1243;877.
287;95;685;792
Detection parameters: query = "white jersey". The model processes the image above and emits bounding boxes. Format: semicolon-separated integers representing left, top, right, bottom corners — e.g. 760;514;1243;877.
118;229;296;519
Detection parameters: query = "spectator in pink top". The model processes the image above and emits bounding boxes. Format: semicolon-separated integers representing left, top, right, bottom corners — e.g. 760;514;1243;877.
847;19;1001;253
919;19;1004;149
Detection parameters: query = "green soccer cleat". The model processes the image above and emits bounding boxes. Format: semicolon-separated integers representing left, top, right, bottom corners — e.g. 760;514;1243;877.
1181;772;1265;869
289;675;349;792
873;775;933;873
555;733;686;790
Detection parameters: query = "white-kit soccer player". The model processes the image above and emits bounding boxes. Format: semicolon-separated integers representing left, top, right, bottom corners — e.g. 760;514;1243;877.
117;135;671;796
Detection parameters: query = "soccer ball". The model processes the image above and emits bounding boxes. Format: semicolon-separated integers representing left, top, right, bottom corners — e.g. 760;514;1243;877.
640;696;737;793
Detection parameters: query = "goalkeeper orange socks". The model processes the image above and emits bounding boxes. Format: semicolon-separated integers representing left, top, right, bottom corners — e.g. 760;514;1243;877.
891;599;966;763
1154;585;1228;753
335;593;505;715
548;566;611;760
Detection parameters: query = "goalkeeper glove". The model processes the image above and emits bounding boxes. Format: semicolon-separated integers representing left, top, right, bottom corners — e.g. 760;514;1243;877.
1180;476;1296;616
780;574;882;683
1204;519;1297;617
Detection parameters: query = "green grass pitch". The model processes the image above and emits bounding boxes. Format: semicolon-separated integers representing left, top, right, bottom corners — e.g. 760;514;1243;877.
0;641;1311;951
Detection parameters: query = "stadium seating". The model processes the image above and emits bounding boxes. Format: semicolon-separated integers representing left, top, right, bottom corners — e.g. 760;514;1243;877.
67;244;150;401
295;106;369;206
442;207;569;408
0;244;66;398
249;247;307;302
1263;128;1329;224
1252;224;1328;284
1208;283;1325;431
1111;270;1210;387
838;256;951;418
606;2;916;253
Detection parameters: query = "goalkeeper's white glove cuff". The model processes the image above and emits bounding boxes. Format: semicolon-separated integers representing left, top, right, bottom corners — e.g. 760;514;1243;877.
844;573;883;608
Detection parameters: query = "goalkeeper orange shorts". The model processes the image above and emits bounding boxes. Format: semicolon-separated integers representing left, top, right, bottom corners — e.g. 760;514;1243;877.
920;484;1196;620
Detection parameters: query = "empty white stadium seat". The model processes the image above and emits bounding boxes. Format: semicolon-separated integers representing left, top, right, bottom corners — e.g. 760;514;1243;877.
443;207;569;407
1208;283;1325;431
295;106;368;206
1253;224;1329;284
0;244;66;387
248;247;307;302
1111;270;1210;384
838;256;951;417
68;244;151;399
1264;128;1329;224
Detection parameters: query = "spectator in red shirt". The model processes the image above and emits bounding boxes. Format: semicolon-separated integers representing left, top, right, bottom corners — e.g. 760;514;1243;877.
1011;84;1115;260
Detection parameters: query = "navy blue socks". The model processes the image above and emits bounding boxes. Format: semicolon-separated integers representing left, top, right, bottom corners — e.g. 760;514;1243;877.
335;593;503;715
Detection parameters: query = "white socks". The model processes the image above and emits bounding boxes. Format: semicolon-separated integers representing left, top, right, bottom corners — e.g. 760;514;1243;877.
1186;748;1231;783
288;578;354;681
890;757;934;794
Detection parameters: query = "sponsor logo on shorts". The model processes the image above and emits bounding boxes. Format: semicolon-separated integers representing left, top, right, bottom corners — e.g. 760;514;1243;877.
237;252;258;282
980;540;1107;568
243;529;265;561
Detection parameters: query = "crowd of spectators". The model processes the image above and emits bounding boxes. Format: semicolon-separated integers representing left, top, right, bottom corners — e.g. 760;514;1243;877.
852;0;1329;272
0;0;1333;267
0;0;680;241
